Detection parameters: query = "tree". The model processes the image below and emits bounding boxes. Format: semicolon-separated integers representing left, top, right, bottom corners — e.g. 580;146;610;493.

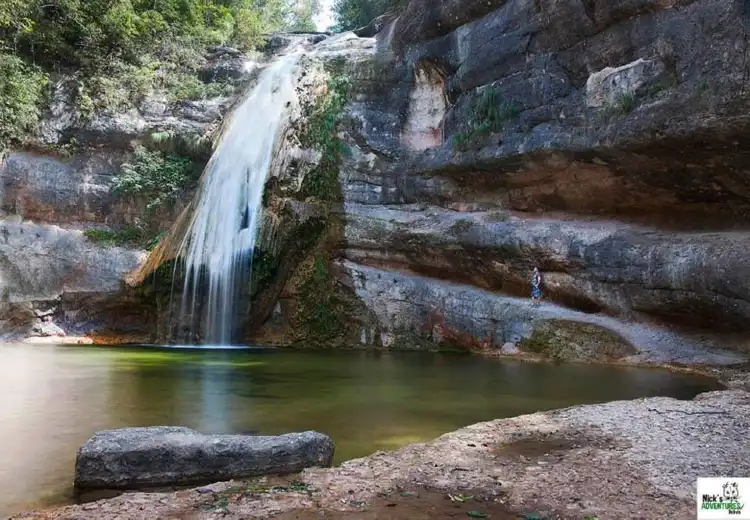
287;0;321;32
331;0;392;32
0;0;34;44
0;0;328;150
0;53;48;150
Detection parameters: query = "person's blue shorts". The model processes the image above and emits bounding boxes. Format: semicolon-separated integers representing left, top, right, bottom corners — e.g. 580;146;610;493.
531;287;542;298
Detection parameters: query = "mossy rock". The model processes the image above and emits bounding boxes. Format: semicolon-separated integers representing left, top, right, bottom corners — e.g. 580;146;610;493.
518;319;638;362
291;252;350;346
388;332;440;351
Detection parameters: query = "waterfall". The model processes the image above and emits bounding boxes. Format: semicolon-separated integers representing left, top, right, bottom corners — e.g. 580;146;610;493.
177;51;302;345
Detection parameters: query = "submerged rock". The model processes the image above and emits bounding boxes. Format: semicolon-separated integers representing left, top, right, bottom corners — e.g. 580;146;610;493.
74;427;335;490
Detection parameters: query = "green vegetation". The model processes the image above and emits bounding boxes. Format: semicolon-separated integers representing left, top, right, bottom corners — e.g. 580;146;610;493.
83;145;199;250
0;53;48;154
485;211;509;222
612;92;635;114
646;71;679;97
299;72;351;201
146;232;168;251
452;132;469;151
518;320;638;362
204;478;314;511
518;327;567;363
0;0;321;150
83;227;144;246
84;226;170;250
287;0;321;31
1;0;319;66
448;219;474;236
113;145;200;213
387;331;443;351
84;145;202;250
472;86;521;133
296;253;346;343
331;0;407;31
250;249;279;294
453;86;519;151
147;131;214;160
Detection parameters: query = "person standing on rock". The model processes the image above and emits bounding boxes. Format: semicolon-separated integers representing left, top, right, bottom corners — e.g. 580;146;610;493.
531;267;543;306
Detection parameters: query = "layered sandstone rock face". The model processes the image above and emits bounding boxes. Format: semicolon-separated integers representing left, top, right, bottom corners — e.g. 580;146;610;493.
5;0;748;359
255;0;750;362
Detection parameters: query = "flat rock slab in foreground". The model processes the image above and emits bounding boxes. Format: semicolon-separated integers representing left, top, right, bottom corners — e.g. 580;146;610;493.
74;427;334;490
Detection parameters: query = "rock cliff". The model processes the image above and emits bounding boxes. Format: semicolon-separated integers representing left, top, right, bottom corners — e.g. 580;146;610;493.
4;0;750;363
250;0;750;364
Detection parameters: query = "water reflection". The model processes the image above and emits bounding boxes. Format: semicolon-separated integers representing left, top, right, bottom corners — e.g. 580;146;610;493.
196;352;231;433
0;345;721;517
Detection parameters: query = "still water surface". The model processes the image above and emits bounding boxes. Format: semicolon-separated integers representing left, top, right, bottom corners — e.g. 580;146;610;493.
0;344;721;516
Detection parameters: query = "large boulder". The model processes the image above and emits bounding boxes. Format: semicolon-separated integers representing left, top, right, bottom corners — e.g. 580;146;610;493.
74;427;335;490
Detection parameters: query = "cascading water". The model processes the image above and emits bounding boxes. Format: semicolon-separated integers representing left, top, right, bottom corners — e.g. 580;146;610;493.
177;51;302;345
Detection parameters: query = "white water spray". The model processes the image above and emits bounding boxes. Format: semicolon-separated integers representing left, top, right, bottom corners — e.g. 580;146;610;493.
177;52;302;345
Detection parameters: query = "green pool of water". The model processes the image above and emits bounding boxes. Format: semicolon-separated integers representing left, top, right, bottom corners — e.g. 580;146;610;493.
0;344;721;516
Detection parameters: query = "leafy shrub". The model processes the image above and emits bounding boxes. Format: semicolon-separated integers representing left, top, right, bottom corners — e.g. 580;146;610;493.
162;73;226;102
453;86;519;151
471;86;519;135
1;0;321;132
147;131;214;160
113;146;199;213
0;53;48;152
73;49;233;117
146;232;168;251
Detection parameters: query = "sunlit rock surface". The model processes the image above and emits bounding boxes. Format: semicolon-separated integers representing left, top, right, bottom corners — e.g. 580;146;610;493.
290;0;750;362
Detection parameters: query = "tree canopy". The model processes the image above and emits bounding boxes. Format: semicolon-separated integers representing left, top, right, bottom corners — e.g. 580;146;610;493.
0;0;321;66
330;0;405;32
0;0;321;152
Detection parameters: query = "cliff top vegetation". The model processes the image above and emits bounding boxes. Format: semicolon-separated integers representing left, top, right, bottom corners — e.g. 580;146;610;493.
0;0;321;152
